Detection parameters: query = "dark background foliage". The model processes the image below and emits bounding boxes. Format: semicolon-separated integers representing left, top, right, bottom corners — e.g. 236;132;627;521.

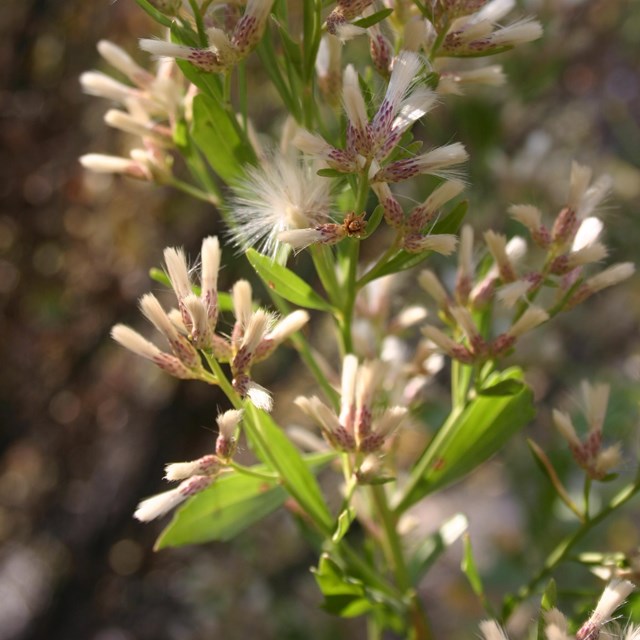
1;1;639;639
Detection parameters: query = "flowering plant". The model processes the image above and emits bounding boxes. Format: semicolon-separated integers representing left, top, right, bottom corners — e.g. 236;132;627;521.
82;1;639;637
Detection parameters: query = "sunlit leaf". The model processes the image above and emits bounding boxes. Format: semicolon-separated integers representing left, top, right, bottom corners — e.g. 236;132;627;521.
244;406;335;532
155;452;334;549
397;367;535;512
352;8;394;29
246;248;334;311
190;93;255;183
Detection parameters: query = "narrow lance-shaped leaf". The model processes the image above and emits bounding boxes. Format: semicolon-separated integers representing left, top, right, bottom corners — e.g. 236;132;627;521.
396;367;535;512
244;404;334;533
247;248;334;311
191;93;255;184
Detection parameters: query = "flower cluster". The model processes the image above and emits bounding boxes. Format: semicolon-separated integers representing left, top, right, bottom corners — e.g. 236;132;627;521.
139;0;274;73
297;51;465;182
295;354;407;457
111;236;309;411
553;381;621;480
79;40;189;182
290;51;467;252
480;579;636;640
134;409;244;521
419;163;634;364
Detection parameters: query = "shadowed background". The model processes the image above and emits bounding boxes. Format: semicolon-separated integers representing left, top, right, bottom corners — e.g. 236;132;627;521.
1;1;639;639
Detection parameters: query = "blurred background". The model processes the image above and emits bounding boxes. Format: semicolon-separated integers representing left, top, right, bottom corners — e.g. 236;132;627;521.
1;0;639;639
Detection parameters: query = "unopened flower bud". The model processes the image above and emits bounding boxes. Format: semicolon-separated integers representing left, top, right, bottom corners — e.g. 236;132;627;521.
134;475;213;521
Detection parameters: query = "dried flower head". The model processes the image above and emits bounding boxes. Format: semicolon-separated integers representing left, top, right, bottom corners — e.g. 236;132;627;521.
228;151;332;259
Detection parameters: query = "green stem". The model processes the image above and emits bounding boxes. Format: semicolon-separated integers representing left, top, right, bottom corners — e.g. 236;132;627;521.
583;476;592;520
370;485;411;591
203;353;242;408
340;171;370;353
170;177;220;205
187;0;207;47
503;478;640;621
311;243;343;308
356;236;401;289
428;20;449;61
238;60;248;133
369;485;432;640
340;239;359;354
337;540;405;603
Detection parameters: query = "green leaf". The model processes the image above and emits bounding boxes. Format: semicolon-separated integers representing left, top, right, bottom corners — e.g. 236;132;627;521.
352;7;394;28
540;579;557;610
155;472;285;549
478;378;524;396
332;507;356;543
362;204;384;239
272;17;303;75
155;452;334;549
408;513;468;583
396;367;535;512
256;24;302;120
246;248;334;311
317;168;347;178
312;554;374;617
134;0;176;27
191;93;255;184
149;268;234;312
244;405;335;532
302;0;322;82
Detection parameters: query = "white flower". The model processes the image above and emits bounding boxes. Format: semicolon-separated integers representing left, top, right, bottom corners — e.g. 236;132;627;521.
228;152;332;259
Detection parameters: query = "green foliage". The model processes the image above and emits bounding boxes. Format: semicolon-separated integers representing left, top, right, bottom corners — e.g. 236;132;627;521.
243;406;335;533
191;94;256;184
397;367;535;512
247;248;335;311
155;471;286;548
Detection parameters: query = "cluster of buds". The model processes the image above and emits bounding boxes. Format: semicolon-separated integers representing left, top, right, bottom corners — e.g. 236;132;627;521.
425;0;542;58
111;236;309;411
139;0;275;74
291;51;467;250
134;409;244;521
296;52;465;181
323;2;540;94
367;1;539;95
509;162;634;309
418;227;547;364
326;0;374;39
418;162;635;365
479;579;636;640
374;179;465;255
294;355;407;457
80;40;188;182
553;381;621;480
